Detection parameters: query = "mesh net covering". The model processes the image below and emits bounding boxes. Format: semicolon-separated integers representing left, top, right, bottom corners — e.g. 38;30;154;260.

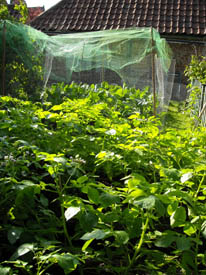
0;20;175;111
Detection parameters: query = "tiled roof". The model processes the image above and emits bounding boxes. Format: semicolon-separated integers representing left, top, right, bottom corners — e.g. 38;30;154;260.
30;0;206;36
28;7;45;22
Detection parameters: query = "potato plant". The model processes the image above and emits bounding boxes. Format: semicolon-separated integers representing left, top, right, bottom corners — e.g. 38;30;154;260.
0;83;206;274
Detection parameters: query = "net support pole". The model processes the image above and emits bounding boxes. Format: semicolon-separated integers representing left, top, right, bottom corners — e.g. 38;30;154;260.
151;27;157;117
2;20;6;96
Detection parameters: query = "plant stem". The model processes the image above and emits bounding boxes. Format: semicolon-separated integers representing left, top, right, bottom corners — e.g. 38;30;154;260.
194;229;200;275
126;213;150;274
56;174;73;248
194;174;205;199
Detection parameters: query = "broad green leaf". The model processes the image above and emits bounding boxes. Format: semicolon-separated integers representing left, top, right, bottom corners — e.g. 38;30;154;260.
0;266;11;275
147;125;159;138
155;231;176;248
133;195;156;210
48;166;55;177
195;165;206;172
155;198;165;217
65;207;81;221
96;151;107;159
53;157;67;164
20;180;36;187
176;237;191;251
113;231;129;245
40;194;49;207
8;227;24;245
167;190;195;209
80;211;98;231
182;251;196;270
99;192;120;207
88;187;99;204
184;223;197;236
53;253;79;274
129;189;145;198
181;172;193;183
81;229;107;240
103;212;120;223
10;243;34;260
160;168;179;181
126;173;148;189
170;207;186;227
167;201;178;215
77;176;88;184
51;105;64;111
197;196;206;200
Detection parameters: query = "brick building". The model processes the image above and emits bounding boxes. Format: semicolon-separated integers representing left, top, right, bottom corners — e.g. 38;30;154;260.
30;0;206;100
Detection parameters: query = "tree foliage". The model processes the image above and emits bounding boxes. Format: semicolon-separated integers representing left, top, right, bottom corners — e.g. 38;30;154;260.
0;0;28;23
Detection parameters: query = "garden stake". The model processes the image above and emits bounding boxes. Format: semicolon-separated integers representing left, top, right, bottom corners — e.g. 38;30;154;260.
198;84;206;120
151;27;157;117
101;46;105;82
2;20;6;96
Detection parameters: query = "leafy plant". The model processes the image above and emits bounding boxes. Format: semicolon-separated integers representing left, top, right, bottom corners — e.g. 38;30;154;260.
0;83;206;274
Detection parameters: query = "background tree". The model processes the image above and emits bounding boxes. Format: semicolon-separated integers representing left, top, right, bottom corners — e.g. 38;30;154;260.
0;0;28;23
0;0;43;100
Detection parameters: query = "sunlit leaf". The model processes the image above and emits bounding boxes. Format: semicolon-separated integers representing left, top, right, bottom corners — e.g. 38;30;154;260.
77;176;88;184
0;266;11;275
201;221;206;239
184;223;197;236
53;157;67;164
170;207;186;227
82;239;94;252
127;173;148;189
10;243;34;260
96;151;107;159
167;201;178;216
129;189;145;198
65;207;81;221
133;195;156;210
181;172;193;183
105;129;116;135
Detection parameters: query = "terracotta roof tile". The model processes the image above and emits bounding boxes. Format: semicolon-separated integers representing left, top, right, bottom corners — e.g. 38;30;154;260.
30;0;206;36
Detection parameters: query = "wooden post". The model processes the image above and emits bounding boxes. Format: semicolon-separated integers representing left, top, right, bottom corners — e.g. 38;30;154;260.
101;53;104;83
151;27;156;117
2;21;6;96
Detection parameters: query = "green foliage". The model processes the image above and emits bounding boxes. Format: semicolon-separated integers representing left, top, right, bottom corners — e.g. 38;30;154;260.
0;84;206;274
0;0;28;23
184;55;206;122
185;55;206;85
0;8;42;100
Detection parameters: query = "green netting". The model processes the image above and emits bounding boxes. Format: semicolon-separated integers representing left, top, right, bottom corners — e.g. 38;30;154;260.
0;20;175;111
